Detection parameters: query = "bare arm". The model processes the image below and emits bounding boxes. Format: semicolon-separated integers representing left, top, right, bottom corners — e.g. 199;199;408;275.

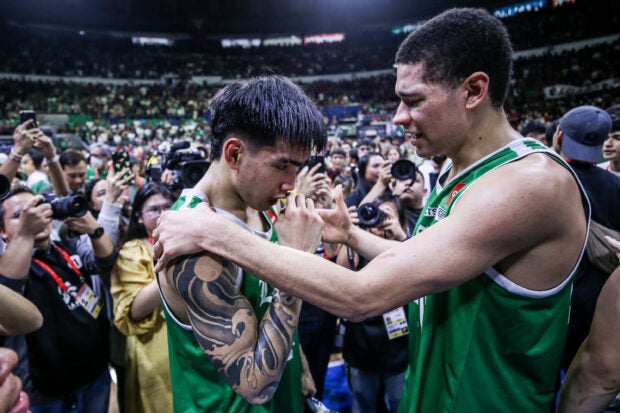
33;134;68;196
0;284;43;336
168;252;301;404
557;266;620;413
155;156;584;321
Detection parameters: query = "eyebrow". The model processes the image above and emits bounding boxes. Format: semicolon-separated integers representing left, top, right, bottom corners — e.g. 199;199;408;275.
274;156;302;167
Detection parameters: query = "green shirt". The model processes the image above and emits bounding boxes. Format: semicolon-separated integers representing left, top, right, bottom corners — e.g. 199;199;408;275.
162;188;303;413
399;139;589;413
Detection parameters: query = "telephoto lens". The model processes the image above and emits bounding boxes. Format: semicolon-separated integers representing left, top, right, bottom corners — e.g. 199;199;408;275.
41;193;89;220
391;159;417;181
357;203;386;229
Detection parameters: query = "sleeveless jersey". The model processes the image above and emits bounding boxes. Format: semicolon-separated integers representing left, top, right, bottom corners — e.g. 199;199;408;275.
399;139;590;413
160;188;303;413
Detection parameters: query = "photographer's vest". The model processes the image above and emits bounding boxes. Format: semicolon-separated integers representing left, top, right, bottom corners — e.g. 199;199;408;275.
160;188;302;413
399;139;590;413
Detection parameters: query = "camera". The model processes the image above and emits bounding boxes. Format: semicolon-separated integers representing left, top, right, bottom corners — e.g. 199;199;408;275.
357;202;386;229
40;193;88;220
391;159;417;181
0;174;10;201
146;141;210;191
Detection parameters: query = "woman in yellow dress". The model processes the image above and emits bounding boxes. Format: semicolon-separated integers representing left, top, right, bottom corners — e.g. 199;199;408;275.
111;182;174;413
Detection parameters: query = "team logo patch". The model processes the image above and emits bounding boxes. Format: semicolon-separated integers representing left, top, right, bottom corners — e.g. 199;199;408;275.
446;183;467;206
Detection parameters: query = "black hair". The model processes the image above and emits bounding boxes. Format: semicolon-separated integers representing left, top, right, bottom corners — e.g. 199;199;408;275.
0;186;34;231
124;182;175;244
395;8;513;109
372;192;409;235
29;150;45;169
545;119;560;147
84;178;102;216
209;75;327;160
59;149;87;169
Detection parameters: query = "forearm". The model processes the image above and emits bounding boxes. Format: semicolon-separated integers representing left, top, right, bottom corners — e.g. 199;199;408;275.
0;284;42;335
558;348;620;413
46;161;68;196
92;234;114;258
129;280;162;321
0;234;35;279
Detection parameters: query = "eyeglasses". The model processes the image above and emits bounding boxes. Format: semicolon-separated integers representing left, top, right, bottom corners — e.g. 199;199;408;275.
141;203;171;219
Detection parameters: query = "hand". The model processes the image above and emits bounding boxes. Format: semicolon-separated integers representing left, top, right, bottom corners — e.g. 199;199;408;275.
317;185;353;244
31;133;56;160
379;160;393;185
295;164;326;199
64;211;99;235
104;165;133;204
16;195;52;238
161;169;175;186
12;122;38;156
604;236;620;261
152;203;216;272
0;348;30;413
375;205;407;241
275;192;323;253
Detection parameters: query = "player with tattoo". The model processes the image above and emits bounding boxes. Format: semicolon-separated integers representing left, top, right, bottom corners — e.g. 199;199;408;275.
155;75;327;412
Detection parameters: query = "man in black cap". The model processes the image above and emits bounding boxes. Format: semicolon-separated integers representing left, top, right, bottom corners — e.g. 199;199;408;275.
551;105;620;371
520;118;548;145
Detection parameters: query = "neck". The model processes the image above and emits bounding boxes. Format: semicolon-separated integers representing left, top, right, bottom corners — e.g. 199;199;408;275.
610;159;620;172
446;109;518;179
195;162;255;225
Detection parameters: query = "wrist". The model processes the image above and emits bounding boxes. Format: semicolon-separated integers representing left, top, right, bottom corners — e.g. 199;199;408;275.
46;154;59;164
8;149;23;163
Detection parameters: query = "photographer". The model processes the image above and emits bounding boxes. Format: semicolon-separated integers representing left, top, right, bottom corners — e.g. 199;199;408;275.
0;186;117;413
336;194;409;413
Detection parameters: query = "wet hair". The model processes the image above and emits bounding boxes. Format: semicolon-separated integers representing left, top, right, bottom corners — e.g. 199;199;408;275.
59;149;87;169
395;8;513;109
209;75;327;160
124;182;175;243
0;186;34;231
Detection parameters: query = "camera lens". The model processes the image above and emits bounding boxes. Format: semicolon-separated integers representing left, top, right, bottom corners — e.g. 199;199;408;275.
391;159;417;181
43;194;89;220
357;203;386;228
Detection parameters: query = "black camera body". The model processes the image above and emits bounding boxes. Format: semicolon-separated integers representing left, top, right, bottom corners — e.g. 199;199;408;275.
0;174;9;201
357;202;386;229
40;193;88;220
146;142;210;191
391;159;417;181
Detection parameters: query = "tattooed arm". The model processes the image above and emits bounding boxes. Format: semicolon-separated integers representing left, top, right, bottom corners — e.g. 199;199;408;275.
167;251;301;404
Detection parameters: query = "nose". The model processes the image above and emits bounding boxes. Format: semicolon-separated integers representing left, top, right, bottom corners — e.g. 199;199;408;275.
281;172;297;192
393;101;410;126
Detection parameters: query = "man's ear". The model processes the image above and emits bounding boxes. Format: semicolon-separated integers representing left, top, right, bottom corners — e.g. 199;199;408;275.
223;138;244;169
463;72;490;109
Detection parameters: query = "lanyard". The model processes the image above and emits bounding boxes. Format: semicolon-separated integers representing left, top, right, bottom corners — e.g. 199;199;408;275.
32;245;85;292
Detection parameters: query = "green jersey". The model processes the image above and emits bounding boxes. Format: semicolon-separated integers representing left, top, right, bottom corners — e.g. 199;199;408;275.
399;139;590;413
161;188;303;413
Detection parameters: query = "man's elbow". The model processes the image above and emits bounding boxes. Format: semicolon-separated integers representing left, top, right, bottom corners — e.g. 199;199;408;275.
236;384;278;406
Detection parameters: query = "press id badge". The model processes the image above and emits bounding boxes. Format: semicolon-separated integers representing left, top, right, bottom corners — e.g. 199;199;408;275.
75;283;102;319
383;307;409;340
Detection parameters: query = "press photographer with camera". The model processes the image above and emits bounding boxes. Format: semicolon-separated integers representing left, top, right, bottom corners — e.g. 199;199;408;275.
336;193;410;413
0;185;117;413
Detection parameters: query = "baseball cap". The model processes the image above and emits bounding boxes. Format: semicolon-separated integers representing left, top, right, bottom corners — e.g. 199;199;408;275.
606;104;620;132
559;105;611;163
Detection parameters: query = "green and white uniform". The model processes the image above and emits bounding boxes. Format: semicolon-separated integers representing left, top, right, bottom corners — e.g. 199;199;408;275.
399;139;590;413
160;188;303;413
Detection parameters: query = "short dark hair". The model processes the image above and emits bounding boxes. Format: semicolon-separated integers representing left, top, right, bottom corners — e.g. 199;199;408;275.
209;75;327;160
59;149;86;169
29;150;44;169
395;8;513;109
0;186;34;231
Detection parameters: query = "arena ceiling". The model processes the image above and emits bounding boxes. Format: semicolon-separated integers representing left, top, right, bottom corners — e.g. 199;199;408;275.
1;0;512;34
